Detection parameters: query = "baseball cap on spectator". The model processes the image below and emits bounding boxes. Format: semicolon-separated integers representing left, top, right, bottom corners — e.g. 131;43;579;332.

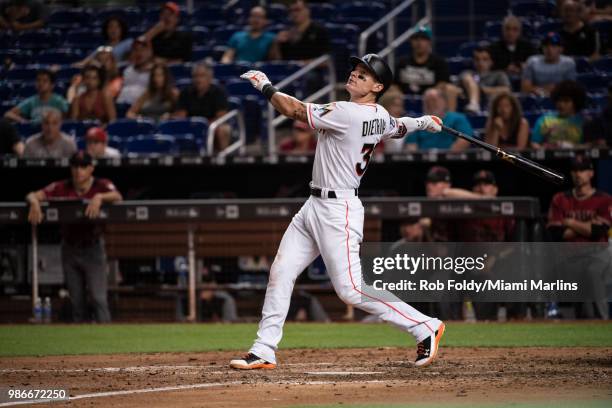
163;2;180;15
133;35;149;47
70;151;93;167
86;127;108;143
542;32;562;46
410;26;432;41
426;166;451;183
570;155;593;171
473;170;496;185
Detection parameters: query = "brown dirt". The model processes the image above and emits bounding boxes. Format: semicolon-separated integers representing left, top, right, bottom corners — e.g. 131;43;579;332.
1;347;611;407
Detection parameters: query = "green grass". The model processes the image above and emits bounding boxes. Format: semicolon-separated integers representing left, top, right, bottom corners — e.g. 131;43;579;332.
0;322;611;357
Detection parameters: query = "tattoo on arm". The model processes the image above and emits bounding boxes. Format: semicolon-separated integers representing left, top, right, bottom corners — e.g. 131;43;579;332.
291;103;308;122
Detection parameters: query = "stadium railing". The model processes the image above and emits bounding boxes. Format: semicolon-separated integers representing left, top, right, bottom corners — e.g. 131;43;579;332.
358;0;433;69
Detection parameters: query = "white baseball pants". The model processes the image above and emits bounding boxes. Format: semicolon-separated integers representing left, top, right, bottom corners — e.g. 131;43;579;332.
249;196;442;364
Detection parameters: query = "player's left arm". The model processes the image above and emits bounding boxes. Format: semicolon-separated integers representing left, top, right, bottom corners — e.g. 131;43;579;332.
240;70;308;122
386;115;443;139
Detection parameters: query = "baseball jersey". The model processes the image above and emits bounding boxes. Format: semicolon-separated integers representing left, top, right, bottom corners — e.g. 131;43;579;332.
43;178;118;244
547;190;612;243
305;101;402;190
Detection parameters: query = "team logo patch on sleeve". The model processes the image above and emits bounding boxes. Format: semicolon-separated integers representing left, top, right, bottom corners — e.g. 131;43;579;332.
313;103;335;117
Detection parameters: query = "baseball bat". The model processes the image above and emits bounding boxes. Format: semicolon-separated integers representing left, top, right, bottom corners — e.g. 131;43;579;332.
441;125;565;185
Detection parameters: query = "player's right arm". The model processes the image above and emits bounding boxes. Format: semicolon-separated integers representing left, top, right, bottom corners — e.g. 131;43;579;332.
240;70;308;123
26;190;47;225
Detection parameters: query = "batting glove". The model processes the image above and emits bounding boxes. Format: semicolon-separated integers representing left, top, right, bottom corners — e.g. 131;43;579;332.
416;115;442;133
240;70;271;92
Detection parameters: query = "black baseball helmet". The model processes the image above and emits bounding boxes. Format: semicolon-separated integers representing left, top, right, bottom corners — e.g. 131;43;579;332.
349;54;393;96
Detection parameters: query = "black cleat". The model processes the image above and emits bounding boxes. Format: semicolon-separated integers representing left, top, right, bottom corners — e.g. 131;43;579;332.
415;323;445;367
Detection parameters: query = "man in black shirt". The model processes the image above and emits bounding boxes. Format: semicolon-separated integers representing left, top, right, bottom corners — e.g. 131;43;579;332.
560;0;598;58
173;62;231;151
0;0;46;32
0;118;23;155
488;15;536;76
395;26;450;95
275;0;330;61
143;2;193;63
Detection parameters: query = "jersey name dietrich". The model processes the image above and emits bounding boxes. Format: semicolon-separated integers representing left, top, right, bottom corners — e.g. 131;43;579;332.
362;118;386;137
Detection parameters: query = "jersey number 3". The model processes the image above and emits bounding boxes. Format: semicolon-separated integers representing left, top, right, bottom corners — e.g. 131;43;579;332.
356;143;376;176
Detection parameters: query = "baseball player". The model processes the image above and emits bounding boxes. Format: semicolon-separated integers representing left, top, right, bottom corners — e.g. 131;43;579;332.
230;54;445;370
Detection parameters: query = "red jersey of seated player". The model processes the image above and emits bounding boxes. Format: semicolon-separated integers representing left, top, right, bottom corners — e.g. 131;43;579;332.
42;178;118;244
547;189;612;243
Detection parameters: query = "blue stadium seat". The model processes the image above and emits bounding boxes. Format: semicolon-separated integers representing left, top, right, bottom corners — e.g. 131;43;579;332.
404;95;423;115
15;84;37;99
524;111;541;127
0;49;33;66
55;67;81;84
168;64;192;82
457;41;489;58
267;3;287;22
36;49;83;65
538;96;555;111
587;93;607;111
592;20;612;45
255;62;300;79
157;118;209;139
337;2;386;21
310;3;336;21
107;119;156;139
227;96;241;111
16;30;61;50
61;120;99;139
115;103;131;118
324;23;359;46
226;80;265;98
592;57;612;74
484;21;504;39
574;57;593;73
211;26;241;47
447;57;472;76
5;67;39;82
518;94;540;112
467;114;488;130
212;63;249;81
536;19;561;37
94;8;141;27
239;95;267;143
47;9;92;30
190;6;226;28
173;134;203;154
15;122;41;138
189;26;210;46
577;73;610;92
126;134;176;154
0;85;14;101
510;1;556;20
192;46;213;61
64;29;103;49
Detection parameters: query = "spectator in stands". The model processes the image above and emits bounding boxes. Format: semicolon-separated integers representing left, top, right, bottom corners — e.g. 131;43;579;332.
85;126;120;159
127;63;178;122
117;37;154;105
488;15;537;75
26;151;122;323
221;6;278;64
461;46;511;114
75;16;133;68
484;92;530;149
0;0;46;32
70;48;123;102
172;62;231;150
0;118;23;156
395;26;451;96
279;120;316;154
4;69;69;123
560;0;599;58
583;0;612;22
584;83;612;146
275;0;330;62
521;32;576;97
405;88;471;151
547;154;611;319
531;80;586;148
23;108;76;158
70;65;116;124
378;89;406;153
143;2;192;64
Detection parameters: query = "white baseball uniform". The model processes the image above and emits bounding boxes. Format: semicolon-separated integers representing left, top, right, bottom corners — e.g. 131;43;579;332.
249;101;442;364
